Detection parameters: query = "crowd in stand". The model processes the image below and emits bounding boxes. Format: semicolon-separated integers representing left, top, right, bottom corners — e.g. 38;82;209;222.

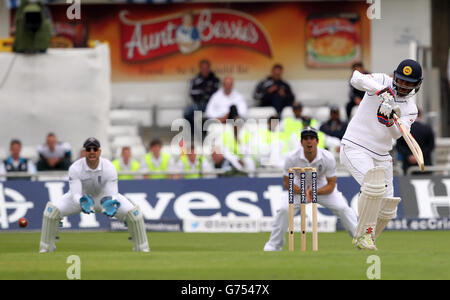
0;60;436;180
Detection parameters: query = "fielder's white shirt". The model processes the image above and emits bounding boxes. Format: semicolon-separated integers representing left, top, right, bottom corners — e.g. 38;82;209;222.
68;157;118;204
283;147;337;190
342;70;418;159
205;88;248;119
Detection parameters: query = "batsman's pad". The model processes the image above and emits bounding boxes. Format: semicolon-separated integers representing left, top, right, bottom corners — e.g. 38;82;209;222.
126;206;149;252
39;202;61;253
354;167;386;239
375;197;401;240
378;197;401;220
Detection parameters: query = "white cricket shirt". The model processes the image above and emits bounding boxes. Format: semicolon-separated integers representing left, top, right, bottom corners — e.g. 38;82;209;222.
283;147;337;190
342;70;418;160
68;157;118;205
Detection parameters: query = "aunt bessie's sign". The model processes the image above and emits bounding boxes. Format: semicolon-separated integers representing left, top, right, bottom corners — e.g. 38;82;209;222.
120;9;273;62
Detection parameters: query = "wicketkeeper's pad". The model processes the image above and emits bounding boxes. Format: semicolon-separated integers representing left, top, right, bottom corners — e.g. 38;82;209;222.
39;202;61;253
126;206;149;252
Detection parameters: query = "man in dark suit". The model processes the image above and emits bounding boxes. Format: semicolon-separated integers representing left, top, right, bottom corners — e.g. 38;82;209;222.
253;64;295;115
346;62;367;120
396;109;435;174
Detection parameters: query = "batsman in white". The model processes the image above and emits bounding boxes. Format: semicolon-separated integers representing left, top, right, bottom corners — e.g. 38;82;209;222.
340;59;423;250
39;137;149;253
264;127;357;251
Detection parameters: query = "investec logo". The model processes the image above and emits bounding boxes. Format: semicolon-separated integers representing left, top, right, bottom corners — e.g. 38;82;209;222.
0;183;34;229
409;178;450;218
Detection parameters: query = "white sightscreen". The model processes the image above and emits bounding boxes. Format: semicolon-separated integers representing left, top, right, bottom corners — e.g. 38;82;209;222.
0;44;111;158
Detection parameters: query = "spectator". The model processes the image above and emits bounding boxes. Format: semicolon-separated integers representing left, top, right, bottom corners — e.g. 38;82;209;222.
141;139;173;179
36;133;72;171
319;106;348;139
0;139;36;181
205;76;248;123
346;62;368;120
253;64;295;115
211;147;247;177
281;102;319;149
175;145;212;179
254;115;285;168
184;59;220;136
112;146;141;180
219;118;255;172
396;109;435;175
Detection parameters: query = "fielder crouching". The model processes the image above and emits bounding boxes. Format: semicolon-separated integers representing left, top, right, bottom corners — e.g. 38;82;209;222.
39;137;149;253
264;127;357;251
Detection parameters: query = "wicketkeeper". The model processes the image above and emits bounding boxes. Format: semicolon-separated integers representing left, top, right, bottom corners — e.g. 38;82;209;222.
39;137;149;253
340;59;423;250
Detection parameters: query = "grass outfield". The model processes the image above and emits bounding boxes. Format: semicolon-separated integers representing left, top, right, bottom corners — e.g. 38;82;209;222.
0;231;449;280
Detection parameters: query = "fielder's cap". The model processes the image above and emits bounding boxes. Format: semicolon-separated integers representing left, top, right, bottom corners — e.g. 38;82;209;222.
394;59;422;83
83;137;101;148
301;127;318;139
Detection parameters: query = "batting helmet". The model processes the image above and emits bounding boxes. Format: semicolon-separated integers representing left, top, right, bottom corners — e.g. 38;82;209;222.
393;59;423;96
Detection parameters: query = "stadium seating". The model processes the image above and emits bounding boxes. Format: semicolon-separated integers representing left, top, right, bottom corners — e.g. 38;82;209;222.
106;125;139;142
435;138;450;166
109;109;153;127
281;106;294;119
113;94;152;110
111;135;143;149
156;107;184;128
246;107;278;120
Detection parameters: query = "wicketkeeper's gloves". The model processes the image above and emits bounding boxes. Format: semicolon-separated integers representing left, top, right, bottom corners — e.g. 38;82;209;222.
101;196;121;217
80;194;95;214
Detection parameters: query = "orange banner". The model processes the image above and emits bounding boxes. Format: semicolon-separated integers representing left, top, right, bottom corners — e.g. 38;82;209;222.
120;9;273;62
48;2;371;81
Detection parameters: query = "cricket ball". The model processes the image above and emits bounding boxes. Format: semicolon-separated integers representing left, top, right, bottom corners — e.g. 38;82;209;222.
18;217;28;228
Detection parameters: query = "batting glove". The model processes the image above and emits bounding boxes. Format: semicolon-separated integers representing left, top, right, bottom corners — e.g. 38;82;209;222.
392;105;401;118
377;100;394;127
80;194;95;214
376;87;395;103
101;196;121;217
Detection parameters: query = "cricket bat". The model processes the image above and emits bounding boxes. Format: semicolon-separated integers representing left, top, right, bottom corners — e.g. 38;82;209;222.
393;113;425;172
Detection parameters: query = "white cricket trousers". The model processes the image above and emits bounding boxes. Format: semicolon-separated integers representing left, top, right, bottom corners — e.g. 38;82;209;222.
53;193;136;221
339;144;394;198
265;189;357;250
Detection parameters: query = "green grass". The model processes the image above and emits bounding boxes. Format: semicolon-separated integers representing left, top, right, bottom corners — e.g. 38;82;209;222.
0;231;449;280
